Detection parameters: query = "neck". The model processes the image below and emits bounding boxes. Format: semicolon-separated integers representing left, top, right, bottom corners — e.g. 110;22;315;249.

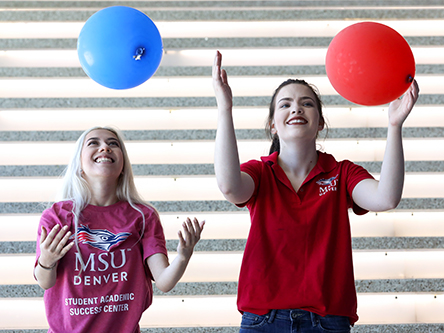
277;140;319;177
85;177;120;206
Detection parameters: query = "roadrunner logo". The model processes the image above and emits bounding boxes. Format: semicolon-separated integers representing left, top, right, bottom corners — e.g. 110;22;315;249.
76;224;131;251
316;174;339;196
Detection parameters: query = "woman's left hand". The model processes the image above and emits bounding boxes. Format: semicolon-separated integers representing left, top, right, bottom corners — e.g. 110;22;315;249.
177;218;205;259
388;79;420;127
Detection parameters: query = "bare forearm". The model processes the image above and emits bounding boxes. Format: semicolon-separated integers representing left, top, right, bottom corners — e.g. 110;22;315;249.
353;81;418;212
378;124;405;208
214;108;243;194
153;254;190;293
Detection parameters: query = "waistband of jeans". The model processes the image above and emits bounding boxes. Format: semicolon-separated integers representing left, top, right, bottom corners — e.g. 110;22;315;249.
267;309;317;323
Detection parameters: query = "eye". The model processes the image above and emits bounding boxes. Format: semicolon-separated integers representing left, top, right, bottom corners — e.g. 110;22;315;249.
303;102;314;107
279;103;290;109
109;141;120;147
87;140;98;146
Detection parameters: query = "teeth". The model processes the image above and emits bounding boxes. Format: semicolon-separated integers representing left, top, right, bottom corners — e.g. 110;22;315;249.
95;157;112;163
288;119;306;124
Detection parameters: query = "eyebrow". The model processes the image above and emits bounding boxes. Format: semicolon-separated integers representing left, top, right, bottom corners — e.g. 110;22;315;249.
85;137;119;143
277;97;292;103
278;96;315;103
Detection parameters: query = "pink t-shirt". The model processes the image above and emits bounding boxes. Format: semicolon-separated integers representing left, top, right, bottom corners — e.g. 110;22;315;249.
35;200;167;333
237;152;373;324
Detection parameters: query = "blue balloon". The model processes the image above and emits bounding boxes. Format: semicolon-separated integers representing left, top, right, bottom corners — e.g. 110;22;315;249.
77;6;163;90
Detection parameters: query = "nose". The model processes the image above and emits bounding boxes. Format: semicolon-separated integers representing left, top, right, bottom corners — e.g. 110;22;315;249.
293;108;303;114
99;145;112;153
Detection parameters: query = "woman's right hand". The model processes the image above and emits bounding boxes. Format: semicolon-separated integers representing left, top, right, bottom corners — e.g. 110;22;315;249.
38;224;74;268
212;50;233;110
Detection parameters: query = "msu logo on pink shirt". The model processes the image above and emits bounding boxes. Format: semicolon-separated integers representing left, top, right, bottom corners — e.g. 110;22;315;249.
76;224;131;251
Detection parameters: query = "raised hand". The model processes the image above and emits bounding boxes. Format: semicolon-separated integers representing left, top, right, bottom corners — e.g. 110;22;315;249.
388;79;419;127
38;224;74;269
212;50;233;110
146;217;205;293
177;217;205;259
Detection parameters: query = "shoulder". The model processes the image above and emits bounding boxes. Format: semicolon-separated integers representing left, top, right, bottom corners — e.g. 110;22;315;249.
134;202;157;213
128;202;160;221
39;200;74;228
337;159;369;175
317;153;373;186
240;157;274;187
241;158;263;169
106;201;160;222
319;152;366;172
241;153;277;171
42;200;73;217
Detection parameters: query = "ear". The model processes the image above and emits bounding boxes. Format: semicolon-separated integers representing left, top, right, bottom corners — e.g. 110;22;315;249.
270;121;277;135
318;118;325;131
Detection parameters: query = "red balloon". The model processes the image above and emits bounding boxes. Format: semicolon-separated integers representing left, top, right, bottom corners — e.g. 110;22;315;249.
325;22;415;106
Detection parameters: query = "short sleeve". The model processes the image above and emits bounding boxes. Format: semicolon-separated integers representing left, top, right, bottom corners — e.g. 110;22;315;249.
344;161;375;215
141;208;167;261
238;159;263;208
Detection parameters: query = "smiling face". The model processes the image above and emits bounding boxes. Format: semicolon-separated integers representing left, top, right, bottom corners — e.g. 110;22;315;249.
271;83;324;144
80;129;124;183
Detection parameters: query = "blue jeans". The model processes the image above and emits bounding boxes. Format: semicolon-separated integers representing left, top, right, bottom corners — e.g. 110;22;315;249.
239;309;351;333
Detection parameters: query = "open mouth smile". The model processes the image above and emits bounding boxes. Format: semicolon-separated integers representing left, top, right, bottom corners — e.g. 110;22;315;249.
94;156;114;163
287;117;308;125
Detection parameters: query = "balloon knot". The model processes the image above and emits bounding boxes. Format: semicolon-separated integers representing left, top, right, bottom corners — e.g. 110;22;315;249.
134;47;145;61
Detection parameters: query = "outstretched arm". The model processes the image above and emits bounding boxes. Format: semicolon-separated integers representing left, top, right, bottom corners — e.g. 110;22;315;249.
213;51;255;204
352;80;420;211
147;218;204;293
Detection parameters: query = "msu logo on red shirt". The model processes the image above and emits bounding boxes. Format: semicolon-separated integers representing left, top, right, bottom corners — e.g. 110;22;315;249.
316;174;339;196
76;224;131;251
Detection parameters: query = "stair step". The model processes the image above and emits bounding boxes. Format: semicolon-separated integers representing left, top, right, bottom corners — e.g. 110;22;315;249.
1;95;444;109
1;279;443;298
2;237;444;254
3;161;444;177
0;295;443;328
2;64;444;77
0;7;443;21
1;127;443;142
4;1;444;9
1;198;444;214
2;250;443;285
3;36;444;49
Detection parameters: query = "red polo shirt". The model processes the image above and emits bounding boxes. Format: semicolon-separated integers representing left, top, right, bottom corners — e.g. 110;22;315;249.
237;151;373;324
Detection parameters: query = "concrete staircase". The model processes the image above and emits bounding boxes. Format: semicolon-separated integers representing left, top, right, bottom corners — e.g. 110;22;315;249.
0;1;443;332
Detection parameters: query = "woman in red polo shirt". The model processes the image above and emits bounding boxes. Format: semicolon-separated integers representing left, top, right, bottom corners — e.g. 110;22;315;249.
212;51;419;333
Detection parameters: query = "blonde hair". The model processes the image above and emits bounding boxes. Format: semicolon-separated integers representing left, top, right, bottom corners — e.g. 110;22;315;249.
60;126;156;271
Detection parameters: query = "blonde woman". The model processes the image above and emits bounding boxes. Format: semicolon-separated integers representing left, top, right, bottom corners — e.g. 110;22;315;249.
34;126;204;333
